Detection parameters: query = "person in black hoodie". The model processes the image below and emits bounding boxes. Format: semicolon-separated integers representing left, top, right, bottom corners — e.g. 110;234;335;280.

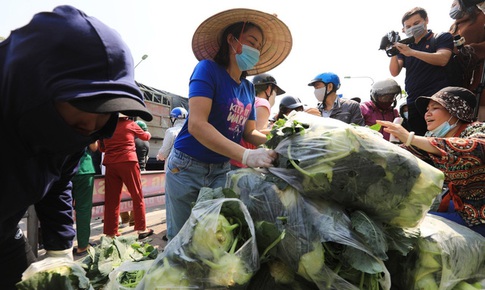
0;6;152;288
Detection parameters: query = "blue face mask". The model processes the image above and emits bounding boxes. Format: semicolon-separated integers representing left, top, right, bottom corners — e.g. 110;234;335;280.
232;38;260;71
449;5;464;20
425;117;458;137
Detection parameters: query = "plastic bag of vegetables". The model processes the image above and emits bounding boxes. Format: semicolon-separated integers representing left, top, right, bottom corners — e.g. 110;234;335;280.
267;112;444;229
105;260;154;290
387;214;485;290
16;257;93;290
227;168;393;290
137;187;259;289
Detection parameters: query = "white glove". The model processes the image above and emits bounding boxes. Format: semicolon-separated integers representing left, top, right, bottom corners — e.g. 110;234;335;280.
242;148;276;168
156;153;164;161
46;248;73;261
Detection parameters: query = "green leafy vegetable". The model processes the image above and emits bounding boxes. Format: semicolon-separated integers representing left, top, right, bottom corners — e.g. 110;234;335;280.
190;212;239;260
117;270;145;288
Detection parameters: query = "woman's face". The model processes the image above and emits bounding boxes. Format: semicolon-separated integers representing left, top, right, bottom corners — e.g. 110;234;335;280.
424;100;453;131
231;26;263;53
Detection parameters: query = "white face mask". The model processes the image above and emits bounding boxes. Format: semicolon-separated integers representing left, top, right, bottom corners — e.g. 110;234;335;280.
314;87;327;102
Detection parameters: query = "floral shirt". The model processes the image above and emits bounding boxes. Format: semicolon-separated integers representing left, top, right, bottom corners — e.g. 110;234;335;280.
407;122;485;227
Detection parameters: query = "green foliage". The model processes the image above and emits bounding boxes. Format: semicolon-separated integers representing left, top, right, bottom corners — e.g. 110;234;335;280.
117;269;145;288
266;118;308;150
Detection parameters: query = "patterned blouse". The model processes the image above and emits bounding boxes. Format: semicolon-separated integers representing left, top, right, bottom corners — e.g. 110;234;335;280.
407;122;485;227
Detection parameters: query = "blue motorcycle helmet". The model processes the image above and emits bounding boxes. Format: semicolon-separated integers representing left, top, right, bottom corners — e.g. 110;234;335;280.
170;107;188;119
307;72;341;91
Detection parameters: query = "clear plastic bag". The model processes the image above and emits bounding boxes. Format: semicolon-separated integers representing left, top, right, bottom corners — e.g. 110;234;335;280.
388;214;485;290
137;195;258;289
268;112;445;228
105;260;153;290
226;168;391;290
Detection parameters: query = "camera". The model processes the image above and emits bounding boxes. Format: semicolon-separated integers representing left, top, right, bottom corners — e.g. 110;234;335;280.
453;34;465;50
379;31;415;57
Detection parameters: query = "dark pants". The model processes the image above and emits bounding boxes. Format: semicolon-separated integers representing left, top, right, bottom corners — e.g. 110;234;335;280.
72;173;94;249
408;101;428;136
1;227;37;289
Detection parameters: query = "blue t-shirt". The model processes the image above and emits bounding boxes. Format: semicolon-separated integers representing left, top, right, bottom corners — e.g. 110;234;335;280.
398;30;454;103
174;60;256;163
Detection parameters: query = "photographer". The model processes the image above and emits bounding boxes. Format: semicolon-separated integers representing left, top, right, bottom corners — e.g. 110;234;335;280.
386;7;454;136
450;0;485;121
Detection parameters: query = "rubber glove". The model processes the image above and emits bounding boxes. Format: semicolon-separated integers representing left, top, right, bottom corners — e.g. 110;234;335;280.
242;148;276;168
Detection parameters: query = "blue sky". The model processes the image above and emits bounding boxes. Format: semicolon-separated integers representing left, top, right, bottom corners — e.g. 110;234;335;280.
1;0;453;109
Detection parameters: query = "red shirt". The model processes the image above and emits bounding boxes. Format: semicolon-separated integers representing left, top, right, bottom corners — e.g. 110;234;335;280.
100;118;151;164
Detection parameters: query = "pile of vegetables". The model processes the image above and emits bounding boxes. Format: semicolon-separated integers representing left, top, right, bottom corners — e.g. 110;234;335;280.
225;112;450;290
138;187;259;289
16;236;158;290
80;235;158;289
28;112;484;290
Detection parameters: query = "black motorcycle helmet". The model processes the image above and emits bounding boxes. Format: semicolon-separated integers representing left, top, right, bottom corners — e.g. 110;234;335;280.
253;73;286;95
276;96;304;120
370;79;401;110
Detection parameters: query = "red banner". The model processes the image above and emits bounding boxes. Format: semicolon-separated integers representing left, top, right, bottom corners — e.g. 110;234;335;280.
91;171;165;218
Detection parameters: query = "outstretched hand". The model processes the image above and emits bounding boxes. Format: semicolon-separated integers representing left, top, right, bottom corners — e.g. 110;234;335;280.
376;120;410;144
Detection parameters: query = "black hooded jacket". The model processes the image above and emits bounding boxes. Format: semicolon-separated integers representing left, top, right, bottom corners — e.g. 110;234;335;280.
0;6;147;250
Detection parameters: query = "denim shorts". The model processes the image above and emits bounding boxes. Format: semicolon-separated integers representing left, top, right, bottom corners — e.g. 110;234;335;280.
165;148;230;239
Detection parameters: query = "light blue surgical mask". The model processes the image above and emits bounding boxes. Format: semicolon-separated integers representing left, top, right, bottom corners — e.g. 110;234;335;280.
405;23;426;38
232;38;260;71
425;116;458;137
449;5;464;19
402;111;409;119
